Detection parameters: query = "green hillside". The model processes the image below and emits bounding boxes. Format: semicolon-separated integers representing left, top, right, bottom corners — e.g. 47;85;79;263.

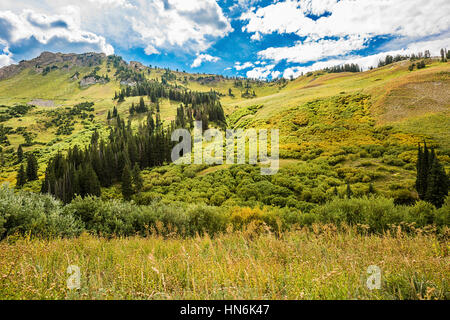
0;52;449;206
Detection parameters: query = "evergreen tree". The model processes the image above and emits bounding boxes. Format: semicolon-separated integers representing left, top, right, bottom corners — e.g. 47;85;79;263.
416;143;427;199
121;164;134;200
346;183;353;199
16;164;26;187
132;163;143;193
416;143;449;208
424;157;449;208
17;145;23;163
26;153;38;181
441;49;447;62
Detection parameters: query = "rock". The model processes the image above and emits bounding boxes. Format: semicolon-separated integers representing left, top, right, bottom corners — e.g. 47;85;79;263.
130;61;146;71
80;76;107;88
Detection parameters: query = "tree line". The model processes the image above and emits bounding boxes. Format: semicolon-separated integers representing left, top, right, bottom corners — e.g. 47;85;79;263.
325;63;361;73
39;112;176;203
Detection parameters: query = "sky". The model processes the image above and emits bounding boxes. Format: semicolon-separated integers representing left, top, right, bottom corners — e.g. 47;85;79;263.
0;0;449;79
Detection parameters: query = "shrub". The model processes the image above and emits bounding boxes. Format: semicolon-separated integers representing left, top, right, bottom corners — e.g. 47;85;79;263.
0;186;82;239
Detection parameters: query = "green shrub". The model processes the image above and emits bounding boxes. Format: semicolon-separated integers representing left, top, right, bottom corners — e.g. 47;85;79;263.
0;186;82;239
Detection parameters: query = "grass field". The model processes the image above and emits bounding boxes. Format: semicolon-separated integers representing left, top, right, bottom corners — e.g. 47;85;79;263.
0;227;448;300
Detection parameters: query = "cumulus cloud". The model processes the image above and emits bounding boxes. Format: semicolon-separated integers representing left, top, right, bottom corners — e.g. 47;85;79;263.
0;9;114;65
258;35;368;64
242;0;450;65
234;61;254;70
250;32;262;41
282;37;450;79
246;64;278;79
0;41;14;67
191;53;220;68
144;45;160;55
0;0;233;65
242;0;449;39
239;0;450;78
129;0;233;54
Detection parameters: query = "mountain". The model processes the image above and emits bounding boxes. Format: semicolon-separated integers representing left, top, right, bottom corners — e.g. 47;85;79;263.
0;52;449;206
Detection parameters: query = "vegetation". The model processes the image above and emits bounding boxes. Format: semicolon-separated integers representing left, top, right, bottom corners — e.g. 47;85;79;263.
0;51;448;300
1;186;448;240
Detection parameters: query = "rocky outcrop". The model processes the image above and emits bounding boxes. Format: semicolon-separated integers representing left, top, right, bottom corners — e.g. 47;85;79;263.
129;61;146;72
80;76;108;88
120;79;137;87
0;52;107;81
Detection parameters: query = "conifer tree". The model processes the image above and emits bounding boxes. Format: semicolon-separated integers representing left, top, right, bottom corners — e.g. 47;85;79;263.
16;164;26;187
17;145;23;163
416;143;449;208
424;157;449;208
26;154;38;181
121;164;134;200
132;163;143;193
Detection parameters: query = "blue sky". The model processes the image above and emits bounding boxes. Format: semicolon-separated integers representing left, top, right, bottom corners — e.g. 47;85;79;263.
0;0;449;79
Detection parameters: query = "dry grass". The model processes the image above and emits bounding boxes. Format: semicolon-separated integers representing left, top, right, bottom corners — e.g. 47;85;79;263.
1;226;448;300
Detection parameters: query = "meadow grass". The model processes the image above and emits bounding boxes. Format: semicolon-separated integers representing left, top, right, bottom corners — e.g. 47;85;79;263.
0;226;448;300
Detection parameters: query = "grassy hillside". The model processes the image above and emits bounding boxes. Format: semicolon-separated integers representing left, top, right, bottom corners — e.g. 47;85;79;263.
0;52;449;301
0;53;449;202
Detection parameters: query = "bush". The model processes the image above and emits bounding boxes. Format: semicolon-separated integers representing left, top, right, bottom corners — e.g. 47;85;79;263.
0;186;447;239
310;197;404;232
0;186;82;239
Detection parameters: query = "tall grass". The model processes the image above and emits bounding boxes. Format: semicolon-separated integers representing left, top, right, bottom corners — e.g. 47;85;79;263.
0;227;448;300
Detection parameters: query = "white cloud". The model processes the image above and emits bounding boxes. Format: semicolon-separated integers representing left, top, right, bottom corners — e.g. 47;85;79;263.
259;35;368;64
0;41;14;67
144;45;159;55
282;36;450;79
0;9;114;64
250;32;262;41
242;0;450;66
234;61;254;70
0;0;233;60
191;53;220;68
242;0;450;40
246;64;276;79
128;0;233;54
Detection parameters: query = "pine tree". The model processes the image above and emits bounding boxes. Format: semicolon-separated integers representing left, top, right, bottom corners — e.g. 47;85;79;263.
424;156;449;208
17;145;23;163
416;143;427;199
346;183;353;199
132;163;143;193
121;164;134;200
440;49;447;62
16;164;27;187
416;143;449;207
26;154;38;181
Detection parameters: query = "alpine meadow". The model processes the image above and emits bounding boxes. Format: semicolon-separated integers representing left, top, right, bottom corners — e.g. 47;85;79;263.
0;0;449;302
